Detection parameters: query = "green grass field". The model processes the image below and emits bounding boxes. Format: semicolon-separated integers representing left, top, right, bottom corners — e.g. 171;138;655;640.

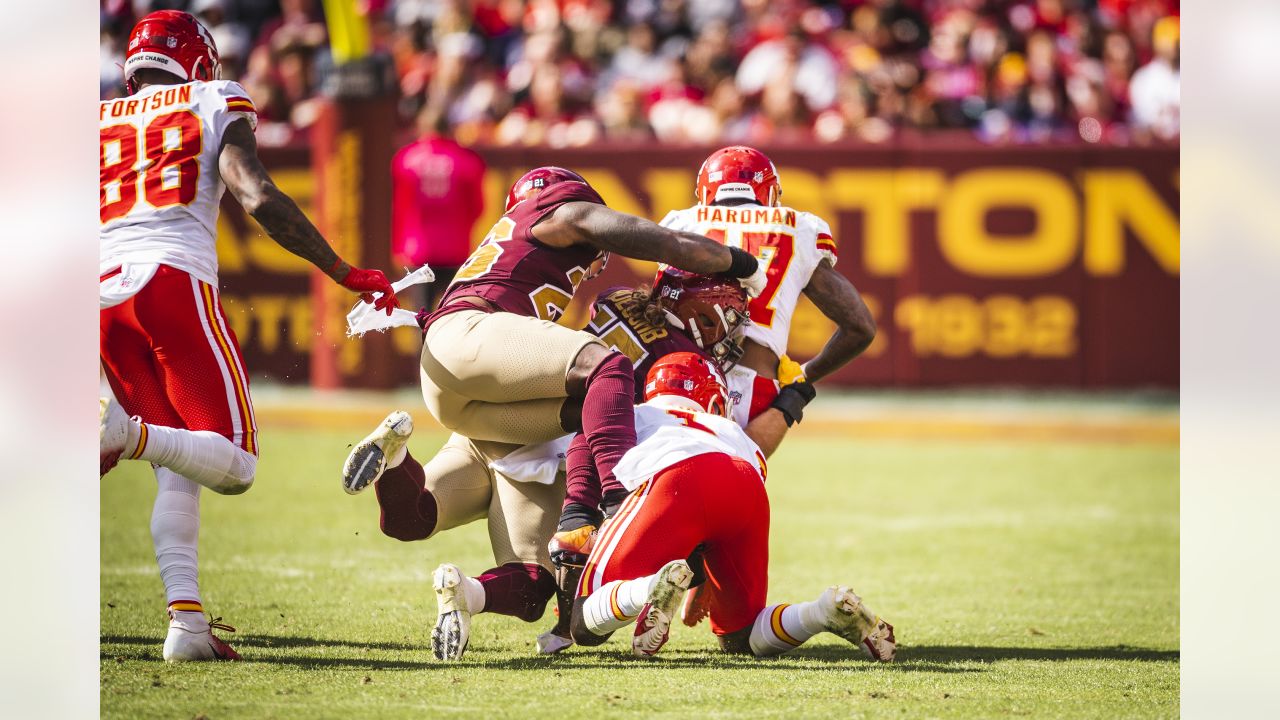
101;412;1178;719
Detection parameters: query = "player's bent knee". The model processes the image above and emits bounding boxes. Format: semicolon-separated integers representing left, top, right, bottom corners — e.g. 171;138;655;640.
212;450;257;495
380;522;432;542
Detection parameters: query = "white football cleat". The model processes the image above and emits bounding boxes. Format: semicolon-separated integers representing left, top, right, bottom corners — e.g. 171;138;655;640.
818;586;896;662
342;411;413;495
632;560;694;657
99;397;133;477
163;614;242;662
432;563;472;661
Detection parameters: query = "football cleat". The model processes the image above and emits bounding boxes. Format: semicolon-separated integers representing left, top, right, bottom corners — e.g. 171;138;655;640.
431;563;472;661
632;560;694;657
342;411;413;495
163;615;242;662
679;583;713;627
818;586;896;662
99;397;133;477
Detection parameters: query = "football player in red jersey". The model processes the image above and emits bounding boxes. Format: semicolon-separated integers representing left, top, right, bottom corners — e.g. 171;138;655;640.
568;353;895;661
339;169;765;660
98;10;398;662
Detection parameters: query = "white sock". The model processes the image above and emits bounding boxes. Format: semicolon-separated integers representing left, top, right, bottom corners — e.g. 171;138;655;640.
460;574;486;612
135;423;256;494
151;468;202;611
582;574;655;635
749;601;825;657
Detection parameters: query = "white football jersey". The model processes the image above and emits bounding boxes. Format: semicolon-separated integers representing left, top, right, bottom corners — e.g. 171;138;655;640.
659;203;837;357
100;80;258;286
611;397;766;491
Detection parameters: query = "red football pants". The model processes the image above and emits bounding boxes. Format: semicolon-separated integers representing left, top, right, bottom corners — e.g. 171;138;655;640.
100;265;257;454
578;452;769;636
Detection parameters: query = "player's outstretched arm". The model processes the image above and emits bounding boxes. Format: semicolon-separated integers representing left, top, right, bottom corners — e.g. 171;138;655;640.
801;262;876;383
218;119;398;312
534;202;764;291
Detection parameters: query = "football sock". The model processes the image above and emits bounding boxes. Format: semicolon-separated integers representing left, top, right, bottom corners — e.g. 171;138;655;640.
134;423;256;494
561;432;602;518
579;353;637;496
582;574;655;635
375;450;438;541
474;563;555;622
151;468;202;609
748;602;825;657
168;603;210;633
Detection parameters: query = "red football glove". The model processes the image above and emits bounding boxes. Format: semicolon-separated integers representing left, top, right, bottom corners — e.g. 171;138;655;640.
340;267;399;315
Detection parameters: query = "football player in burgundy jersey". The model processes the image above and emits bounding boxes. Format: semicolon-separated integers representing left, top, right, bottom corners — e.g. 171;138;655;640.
566;353;895;661
98;11;398;662
339;169;765;660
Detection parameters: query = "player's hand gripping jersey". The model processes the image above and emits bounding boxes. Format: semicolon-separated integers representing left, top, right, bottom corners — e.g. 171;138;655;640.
610;397;766;492
430;181;608;324
100;80;257;286
658;204;836;358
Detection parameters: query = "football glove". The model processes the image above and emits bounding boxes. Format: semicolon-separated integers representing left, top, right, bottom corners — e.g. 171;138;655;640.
777;355;807;386
340;266;399;315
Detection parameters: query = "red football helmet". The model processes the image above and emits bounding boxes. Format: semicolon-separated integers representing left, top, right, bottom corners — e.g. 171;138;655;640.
506;166;590;212
652;268;750;369
124;10;220;95
695;146;781;207
645;352;730;417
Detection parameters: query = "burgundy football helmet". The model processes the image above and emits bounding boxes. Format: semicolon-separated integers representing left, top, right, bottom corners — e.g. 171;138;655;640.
505;166;590;212
652;268;750;369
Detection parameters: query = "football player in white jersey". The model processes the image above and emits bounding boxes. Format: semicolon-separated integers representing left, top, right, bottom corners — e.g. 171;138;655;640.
562;353;895;660
98;10;399;662
659;146;877;457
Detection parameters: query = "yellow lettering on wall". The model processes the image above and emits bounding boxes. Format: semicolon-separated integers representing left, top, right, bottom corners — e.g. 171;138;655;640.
1082;169;1180;275
774;168;832;230
247;295;288;353
643;169;694;221
938;169;1077;277
827;169;945;276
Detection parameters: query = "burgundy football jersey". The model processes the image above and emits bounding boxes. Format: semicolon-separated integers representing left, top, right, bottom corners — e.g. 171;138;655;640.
586;286;709;401
427;181;607;325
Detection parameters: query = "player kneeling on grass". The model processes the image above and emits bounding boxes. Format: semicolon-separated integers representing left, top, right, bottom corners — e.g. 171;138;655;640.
568;353;896;660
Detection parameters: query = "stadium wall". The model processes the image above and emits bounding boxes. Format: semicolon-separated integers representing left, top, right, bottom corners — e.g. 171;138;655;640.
216;141;1178;389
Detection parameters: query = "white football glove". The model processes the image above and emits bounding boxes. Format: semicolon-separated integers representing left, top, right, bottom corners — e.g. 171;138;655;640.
739;263;768;298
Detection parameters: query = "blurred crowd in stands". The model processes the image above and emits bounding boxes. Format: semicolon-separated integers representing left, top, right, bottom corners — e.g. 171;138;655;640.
101;0;1179;146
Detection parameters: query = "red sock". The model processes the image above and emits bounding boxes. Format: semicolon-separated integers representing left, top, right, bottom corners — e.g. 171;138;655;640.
475;563;556;622
580;352;636;498
375;449;438;541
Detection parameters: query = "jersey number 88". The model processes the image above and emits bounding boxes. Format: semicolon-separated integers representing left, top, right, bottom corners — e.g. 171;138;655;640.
100;110;203;224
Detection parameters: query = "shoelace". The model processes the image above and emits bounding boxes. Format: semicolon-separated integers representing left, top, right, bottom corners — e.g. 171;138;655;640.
208;616;237;634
